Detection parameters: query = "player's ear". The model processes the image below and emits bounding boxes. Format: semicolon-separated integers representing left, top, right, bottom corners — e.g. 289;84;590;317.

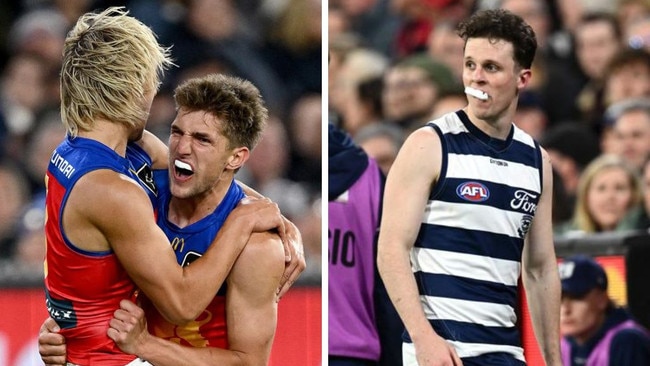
518;68;532;89
226;147;249;170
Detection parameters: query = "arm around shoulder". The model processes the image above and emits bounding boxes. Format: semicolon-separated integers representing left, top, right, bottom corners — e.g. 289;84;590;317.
77;170;246;324
135;130;169;169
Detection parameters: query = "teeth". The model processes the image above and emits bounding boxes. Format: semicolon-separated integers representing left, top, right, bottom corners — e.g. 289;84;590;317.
465;86;488;100
174;160;193;172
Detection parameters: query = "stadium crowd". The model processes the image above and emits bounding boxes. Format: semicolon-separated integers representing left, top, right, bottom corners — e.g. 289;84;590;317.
329;0;650;241
0;0;322;283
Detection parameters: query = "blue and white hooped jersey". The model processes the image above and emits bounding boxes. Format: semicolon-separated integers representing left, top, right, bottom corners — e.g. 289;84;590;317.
408;110;543;363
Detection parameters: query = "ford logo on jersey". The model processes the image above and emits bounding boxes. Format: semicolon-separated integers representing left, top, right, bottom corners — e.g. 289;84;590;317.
456;181;490;202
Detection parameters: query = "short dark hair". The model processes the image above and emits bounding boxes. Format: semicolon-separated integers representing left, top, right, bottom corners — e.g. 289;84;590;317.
577;12;622;42
457;9;537;69
606;48;650;75
173;74;268;150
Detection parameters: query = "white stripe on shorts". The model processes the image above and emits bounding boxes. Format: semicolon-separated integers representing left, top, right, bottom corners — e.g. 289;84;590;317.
402;341;525;364
66;358;152;366
126;358;153;365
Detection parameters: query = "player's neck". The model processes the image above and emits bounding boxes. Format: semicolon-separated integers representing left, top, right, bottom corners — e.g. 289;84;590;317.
464;107;515;140
167;178;234;228
76;118;132;156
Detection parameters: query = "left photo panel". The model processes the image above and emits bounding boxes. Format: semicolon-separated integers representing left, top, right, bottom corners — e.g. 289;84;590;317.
0;1;322;365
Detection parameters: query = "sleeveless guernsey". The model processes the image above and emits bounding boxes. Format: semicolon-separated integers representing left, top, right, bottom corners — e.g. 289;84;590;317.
141;178;245;349
409;111;543;363
44;137;158;365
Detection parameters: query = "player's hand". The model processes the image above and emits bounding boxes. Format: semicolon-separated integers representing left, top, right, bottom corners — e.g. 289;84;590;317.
414;333;463;366
277;216;306;300
107;299;150;355
235;197;287;241
38;317;66;366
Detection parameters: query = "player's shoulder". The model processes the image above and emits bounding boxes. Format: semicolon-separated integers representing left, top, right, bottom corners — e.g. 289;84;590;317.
71;169;152;221
239;232;285;274
403;124;442;149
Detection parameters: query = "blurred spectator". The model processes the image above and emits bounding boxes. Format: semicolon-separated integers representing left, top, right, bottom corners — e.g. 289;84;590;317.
425;20;464;81
328;4;351;38
343;76;385;136
625;15;650;52
0;162;30;259
288;93;322;191
330;48;389;135
603;48;650;108
559;255;650;365
552;168;574;230
541;123;601;213
330;0;401;56
573;13;624;136
514;90;548;140
0;52;53;159
328;35;364;121
638;156;650;229
7;8;67;69
242;116;311;220
617;0;650;33
382;53;457;131
555;0;618;32
605;98;650;172
390;0;471;58
22;112;66;197
500;0;585;125
13;195;45;275
163;0;288;112
262;0;322;106
430;87;466;119
355;122;405;175
560;154;643;236
52;0;93;27
600;50;650;154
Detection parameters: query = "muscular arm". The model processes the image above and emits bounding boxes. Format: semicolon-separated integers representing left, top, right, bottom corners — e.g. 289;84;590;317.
111;232;285;365
67;171;281;324
377;127;461;364
135;130;169;169
521;148;562;366
236;180;307;296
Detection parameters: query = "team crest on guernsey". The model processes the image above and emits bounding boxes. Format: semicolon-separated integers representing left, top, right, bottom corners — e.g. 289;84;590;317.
518;214;534;238
456;181;490;202
133;163;158;196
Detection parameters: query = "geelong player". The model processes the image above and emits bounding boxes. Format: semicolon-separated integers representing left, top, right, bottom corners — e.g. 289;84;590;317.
378;9;562;366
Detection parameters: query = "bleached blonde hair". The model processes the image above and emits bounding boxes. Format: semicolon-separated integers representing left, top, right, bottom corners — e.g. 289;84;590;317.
60;7;173;136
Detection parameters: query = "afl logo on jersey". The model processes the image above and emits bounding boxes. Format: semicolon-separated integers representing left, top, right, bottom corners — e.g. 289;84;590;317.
456;182;490;202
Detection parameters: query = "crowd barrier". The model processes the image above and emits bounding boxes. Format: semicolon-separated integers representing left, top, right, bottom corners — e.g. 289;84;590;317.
0;277;321;366
521;230;650;366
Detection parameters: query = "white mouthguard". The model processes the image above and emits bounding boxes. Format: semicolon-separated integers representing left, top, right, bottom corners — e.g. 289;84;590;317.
464;86;489;101
174;160;193;172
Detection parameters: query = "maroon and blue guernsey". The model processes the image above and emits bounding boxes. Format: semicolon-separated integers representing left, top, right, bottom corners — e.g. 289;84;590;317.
44;136;157;365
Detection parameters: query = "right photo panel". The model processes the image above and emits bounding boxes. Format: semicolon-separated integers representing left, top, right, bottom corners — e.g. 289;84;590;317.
328;0;650;365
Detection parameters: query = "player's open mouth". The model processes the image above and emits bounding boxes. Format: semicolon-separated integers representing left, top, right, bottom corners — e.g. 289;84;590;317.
174;159;194;177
